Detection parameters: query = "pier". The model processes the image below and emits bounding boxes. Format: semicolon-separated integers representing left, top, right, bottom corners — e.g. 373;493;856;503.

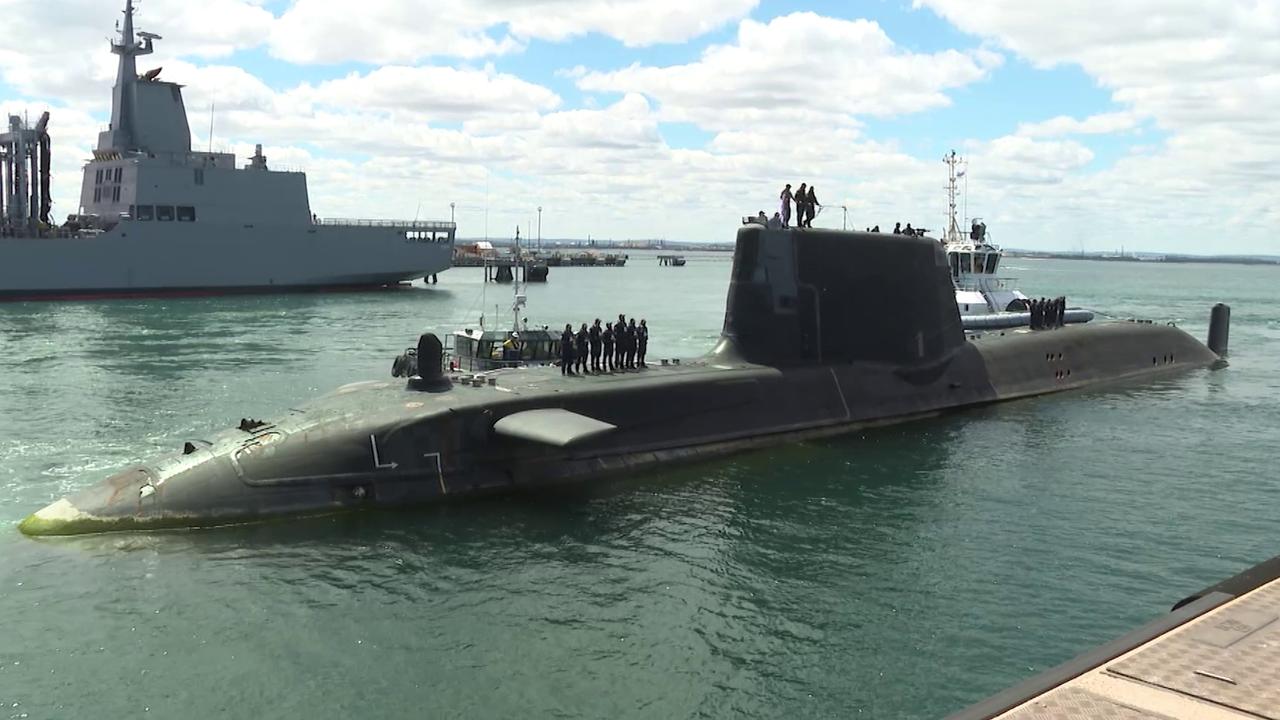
481;259;548;283
657;254;686;267
952;553;1280;720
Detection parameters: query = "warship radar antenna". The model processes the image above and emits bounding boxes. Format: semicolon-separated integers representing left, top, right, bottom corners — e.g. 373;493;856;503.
943;149;965;244
105;0;157;152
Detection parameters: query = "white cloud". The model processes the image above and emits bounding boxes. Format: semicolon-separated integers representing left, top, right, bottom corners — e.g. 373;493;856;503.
579;12;1002;131
1016;112;1140;138
967;136;1095;185
288;65;562;119
8;1;1278;253
916;0;1280;253
268;0;760;64
0;0;271;104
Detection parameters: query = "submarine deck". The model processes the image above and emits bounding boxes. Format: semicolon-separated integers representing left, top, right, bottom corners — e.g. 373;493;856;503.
951;561;1280;720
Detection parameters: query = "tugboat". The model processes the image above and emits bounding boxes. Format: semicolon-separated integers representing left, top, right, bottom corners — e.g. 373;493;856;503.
0;0;455;301
443;229;560;372
939;151;1092;330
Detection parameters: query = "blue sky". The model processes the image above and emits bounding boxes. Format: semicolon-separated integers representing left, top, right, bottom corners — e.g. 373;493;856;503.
6;0;1276;254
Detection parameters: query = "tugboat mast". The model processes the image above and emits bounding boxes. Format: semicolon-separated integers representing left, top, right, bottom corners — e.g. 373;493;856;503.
944;149;963;244
512;227;526;333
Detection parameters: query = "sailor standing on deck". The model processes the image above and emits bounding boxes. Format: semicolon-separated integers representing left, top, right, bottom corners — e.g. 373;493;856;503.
795;183;808;228
560;324;577;376
589;319;603;372
625;318;638;369
575;323;590;374
602;323;615;372
614;314;628;369
804;186;819;228
637;319;649;368
780;184;794;228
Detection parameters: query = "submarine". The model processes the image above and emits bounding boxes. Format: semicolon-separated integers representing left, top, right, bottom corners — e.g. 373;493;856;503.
18;227;1230;536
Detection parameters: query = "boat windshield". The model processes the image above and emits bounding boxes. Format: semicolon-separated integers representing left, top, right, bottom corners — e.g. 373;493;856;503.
985;253;1000;274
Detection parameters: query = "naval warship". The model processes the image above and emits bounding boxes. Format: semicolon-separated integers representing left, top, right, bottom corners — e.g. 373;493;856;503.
19;224;1230;536
0;0;454;300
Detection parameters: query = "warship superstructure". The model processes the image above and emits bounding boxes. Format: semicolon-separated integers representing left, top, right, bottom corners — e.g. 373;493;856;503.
0;0;454;300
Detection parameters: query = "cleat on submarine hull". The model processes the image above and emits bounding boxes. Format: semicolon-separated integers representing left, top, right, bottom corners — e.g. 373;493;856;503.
20;228;1227;536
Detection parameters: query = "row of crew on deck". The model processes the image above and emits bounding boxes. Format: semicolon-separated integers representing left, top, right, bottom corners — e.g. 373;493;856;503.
778;183;820;228
1029;297;1068;330
560;315;649;376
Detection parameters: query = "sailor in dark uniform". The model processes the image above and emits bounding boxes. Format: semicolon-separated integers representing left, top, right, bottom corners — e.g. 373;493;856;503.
560;324;576;375
602;323;615;372
625;319;638;369
589;319;603;372
575;323;590;374
637;319;649;368
614;314;627;369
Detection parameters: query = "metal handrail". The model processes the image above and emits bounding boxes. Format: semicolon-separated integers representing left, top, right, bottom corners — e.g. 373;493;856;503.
317;218;456;230
955;276;1019;292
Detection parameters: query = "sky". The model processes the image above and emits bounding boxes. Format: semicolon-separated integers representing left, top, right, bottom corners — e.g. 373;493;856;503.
2;0;1278;254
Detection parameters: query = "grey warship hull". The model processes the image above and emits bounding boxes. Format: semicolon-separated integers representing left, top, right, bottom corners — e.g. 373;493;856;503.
19;226;1227;536
0;220;453;300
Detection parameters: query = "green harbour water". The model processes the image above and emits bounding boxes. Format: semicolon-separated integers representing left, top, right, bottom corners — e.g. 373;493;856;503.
1;251;1278;718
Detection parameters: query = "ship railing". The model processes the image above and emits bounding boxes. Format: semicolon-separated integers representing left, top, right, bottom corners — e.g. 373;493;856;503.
955;276;1019;292
317;218;456;232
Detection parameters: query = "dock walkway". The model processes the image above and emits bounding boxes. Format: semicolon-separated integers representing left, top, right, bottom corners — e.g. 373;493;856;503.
953;556;1280;719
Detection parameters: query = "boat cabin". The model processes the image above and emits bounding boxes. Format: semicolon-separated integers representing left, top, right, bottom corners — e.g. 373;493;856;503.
947;245;1002;279
447;328;560;372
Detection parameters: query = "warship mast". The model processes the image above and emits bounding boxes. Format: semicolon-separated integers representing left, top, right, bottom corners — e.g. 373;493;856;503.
103;0;156;153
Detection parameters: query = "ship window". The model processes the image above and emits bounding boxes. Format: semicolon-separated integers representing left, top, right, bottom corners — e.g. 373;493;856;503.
94;188;101;203
114;167;123;183
95;169;103;185
948;252;960;278
960;253;971;273
194;169;204;186
176;206;196;222
136;205;154;221
112;186;121;203
156;205;175;221
972;253;984;273
985;254;999;273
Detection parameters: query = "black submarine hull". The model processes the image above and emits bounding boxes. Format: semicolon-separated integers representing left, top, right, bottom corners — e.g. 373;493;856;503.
19;228;1224;535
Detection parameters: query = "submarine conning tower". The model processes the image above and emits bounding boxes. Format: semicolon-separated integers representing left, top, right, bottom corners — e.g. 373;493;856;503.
713;226;965;368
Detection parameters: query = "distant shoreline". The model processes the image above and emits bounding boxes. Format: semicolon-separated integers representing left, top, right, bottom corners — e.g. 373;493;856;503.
1003;250;1280;266
459;237;1278;265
